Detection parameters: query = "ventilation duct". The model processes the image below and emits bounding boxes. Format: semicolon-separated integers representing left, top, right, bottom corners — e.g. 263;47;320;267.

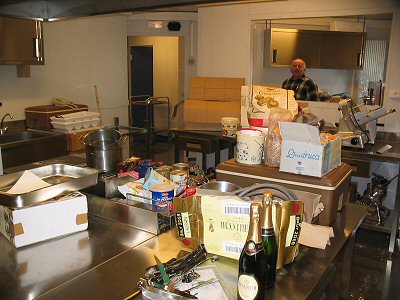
0;0;253;20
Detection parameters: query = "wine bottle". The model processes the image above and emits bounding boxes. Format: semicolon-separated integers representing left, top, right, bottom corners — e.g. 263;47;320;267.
237;203;267;300
261;192;278;288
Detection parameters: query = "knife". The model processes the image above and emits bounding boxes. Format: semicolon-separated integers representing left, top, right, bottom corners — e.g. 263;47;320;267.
154;255;170;285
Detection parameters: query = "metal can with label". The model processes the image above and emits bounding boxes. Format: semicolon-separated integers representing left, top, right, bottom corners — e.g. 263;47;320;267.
149;183;175;210
173;162;189;172
155;165;173;179
170;169;188;195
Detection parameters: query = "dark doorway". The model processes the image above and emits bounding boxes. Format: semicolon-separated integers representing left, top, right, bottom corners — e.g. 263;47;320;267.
130;46;154;128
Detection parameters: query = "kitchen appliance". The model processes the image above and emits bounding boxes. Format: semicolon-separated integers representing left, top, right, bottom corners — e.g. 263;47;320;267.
357;173;398;225
337;99;395;148
363;81;385;106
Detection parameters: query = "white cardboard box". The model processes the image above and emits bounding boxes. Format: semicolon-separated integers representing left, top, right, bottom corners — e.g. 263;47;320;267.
279;122;341;177
0;191;88;248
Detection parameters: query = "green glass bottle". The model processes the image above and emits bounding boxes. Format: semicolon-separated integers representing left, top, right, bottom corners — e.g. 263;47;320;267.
261;192;278;288
237;203;267;300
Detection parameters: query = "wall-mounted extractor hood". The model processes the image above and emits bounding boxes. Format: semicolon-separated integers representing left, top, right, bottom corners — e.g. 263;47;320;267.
0;0;263;20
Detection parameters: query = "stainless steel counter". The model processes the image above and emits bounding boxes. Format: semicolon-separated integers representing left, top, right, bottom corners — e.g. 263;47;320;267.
0;212;155;300
0;197;367;300
0;151;378;299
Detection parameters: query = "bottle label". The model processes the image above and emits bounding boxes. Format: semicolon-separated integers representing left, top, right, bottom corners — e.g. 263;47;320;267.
175;212;191;238
285;214;301;247
238;274;259;300
261;227;275;237
243;241;264;256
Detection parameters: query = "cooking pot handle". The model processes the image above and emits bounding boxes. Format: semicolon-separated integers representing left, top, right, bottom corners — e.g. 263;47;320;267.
122;135;128;143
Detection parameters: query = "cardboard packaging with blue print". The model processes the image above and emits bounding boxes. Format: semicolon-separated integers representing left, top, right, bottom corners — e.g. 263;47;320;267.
279;122;341;177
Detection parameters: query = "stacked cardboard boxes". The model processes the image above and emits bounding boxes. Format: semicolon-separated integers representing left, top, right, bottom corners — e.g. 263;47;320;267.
183;77;244;130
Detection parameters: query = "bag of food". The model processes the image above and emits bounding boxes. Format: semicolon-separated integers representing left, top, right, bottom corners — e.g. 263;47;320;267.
265;107;294;167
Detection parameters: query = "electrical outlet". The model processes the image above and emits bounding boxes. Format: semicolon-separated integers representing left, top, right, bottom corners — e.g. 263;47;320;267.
389;88;400;99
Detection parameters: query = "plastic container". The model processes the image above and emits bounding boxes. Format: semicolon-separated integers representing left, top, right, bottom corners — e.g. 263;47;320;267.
236;129;266;165
216;159;353;225
221;117;240;137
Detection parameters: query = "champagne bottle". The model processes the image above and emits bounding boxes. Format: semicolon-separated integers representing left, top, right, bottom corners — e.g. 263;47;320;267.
237;203;267;300
261;192;278;288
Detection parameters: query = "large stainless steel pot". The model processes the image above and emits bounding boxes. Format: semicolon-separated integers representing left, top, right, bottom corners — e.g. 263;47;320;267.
80;128;125;172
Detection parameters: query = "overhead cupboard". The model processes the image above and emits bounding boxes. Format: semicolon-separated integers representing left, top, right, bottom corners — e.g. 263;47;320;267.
0;16;44;65
264;28;366;70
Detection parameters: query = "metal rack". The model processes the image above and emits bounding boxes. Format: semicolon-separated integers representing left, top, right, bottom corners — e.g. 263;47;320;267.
128;96;170;156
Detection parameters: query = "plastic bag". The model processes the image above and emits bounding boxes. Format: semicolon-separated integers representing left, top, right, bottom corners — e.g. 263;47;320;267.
264;108;293;167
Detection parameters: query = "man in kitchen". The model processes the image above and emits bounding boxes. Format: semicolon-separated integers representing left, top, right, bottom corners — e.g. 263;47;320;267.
282;58;320;101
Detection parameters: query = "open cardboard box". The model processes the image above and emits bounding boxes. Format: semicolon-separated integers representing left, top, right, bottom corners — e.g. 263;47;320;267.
0;191;88;248
174;189;321;261
279;122;342;177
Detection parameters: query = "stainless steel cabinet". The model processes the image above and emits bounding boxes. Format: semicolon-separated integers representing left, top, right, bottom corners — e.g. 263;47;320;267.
264;28;365;69
0;17;44;65
319;31;365;69
264;28;320;68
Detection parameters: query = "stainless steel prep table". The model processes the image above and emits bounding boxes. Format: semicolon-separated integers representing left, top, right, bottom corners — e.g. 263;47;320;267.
0;194;366;300
170;129;236;171
0;212;155;300
341;131;400;255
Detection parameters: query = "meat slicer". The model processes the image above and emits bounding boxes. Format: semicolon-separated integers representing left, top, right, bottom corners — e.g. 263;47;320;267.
337;99;396;148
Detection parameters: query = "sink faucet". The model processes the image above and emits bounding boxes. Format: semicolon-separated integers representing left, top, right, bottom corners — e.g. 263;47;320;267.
0;113;13;135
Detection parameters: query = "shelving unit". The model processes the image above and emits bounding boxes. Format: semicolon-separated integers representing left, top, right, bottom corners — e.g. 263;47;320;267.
129;95;171;158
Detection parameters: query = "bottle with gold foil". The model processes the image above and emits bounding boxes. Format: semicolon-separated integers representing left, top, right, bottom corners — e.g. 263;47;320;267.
237;203;267;300
261;192;278;288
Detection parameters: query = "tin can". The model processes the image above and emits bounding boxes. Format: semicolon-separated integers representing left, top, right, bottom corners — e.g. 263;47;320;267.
149;183;175;210
155;165;173;179
170;170;188;195
173;162;189;172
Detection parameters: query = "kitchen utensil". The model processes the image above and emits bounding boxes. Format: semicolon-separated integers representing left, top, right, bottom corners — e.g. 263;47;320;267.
94;85;103;126
200;181;241;192
154;255;170;284
80;128;126;172
0;164;98;208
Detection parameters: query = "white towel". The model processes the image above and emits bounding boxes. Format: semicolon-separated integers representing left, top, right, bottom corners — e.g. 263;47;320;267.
299;222;334;250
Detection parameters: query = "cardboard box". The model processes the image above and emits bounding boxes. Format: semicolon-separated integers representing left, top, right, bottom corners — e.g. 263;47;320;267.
174;189;319;261
0;191;88;248
65;126;103;152
25;104;88;130
183;99;241;130
171;77;244;130
279;122;341;177
189;77;245;101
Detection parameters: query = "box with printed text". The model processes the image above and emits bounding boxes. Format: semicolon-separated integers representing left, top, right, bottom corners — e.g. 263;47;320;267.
279;122;342;177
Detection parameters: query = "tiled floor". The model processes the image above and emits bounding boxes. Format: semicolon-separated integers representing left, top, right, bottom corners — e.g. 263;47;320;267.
130;136;399;299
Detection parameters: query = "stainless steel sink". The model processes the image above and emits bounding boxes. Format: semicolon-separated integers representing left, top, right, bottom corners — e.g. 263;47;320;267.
0;131;52;144
0;130;68;169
